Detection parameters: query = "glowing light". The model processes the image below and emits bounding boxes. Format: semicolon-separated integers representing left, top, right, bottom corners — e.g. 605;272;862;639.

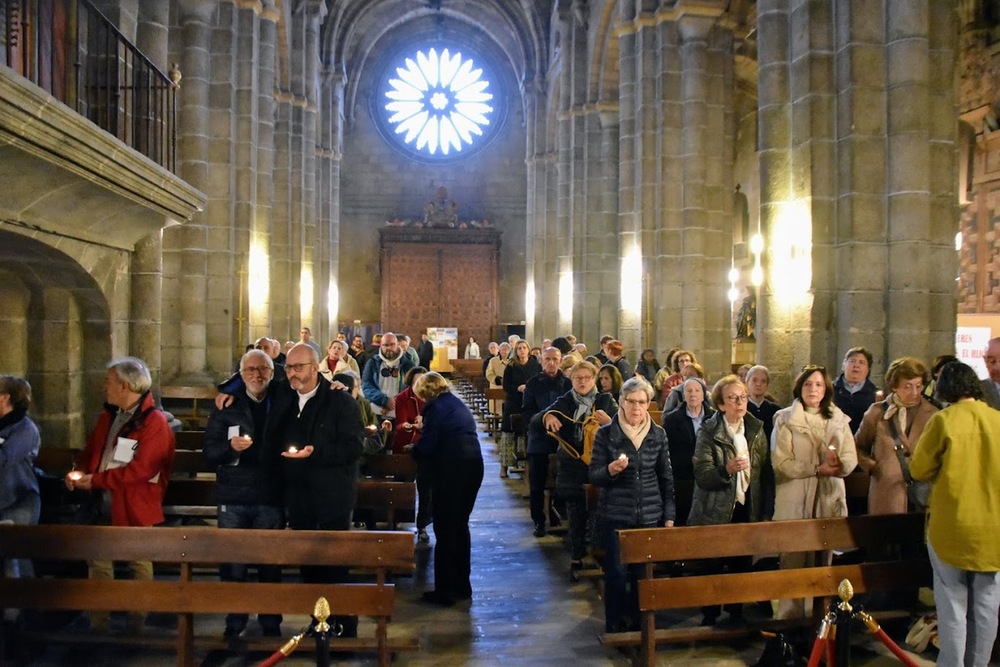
621;244;643;316
955;231;962;252
770;200;812;305
728;267;740;284
248;236;269;321
750;233;764;256
525;281;536;323
327;279;339;330
558;268;574;328
384;47;494;156
728;286;741;303
300;263;314;325
750;265;764;287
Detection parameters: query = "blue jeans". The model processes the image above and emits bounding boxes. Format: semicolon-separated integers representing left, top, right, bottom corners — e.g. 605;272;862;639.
928;542;1000;667
0;492;40;578
217;503;285;632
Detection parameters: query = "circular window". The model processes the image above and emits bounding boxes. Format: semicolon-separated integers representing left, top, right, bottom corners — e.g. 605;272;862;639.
380;46;498;160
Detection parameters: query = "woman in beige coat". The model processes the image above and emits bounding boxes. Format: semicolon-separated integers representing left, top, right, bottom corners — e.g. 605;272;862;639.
771;365;857;619
854;357;938;515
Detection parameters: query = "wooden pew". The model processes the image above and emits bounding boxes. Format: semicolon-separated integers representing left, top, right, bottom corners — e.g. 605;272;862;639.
0;524;417;666
162;478;416;529
362;453;417;482
160;385;218;429
607;513;931;666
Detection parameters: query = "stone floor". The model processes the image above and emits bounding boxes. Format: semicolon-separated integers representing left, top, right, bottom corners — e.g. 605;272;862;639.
19;420;950;666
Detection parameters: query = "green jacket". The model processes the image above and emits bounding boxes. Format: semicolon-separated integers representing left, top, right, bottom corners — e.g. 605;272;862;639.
687;411;773;526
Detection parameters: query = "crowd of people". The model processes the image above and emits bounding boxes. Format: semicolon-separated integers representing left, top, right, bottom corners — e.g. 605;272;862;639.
479;333;1000;662
1;329;999;664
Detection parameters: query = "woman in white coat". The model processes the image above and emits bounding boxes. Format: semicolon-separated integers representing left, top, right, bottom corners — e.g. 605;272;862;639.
771;364;857;619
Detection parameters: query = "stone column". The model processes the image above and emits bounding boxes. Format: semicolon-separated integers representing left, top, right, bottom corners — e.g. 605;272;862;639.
230;0;262;352
131;1;171;386
676;12;732;376
524;75;545;343
318;65;345;343
164;0;216;383
617;3;639;351
251;0;278;342
555;7;574;334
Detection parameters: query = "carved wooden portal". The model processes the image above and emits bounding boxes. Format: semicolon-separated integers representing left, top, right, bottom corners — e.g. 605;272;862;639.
379;227;501;352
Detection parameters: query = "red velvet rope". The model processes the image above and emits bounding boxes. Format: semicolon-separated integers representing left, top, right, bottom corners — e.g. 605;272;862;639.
871;627;921;667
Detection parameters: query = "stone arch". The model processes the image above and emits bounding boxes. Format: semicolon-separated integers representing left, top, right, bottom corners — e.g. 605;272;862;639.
0;229;113;447
589;0;621;103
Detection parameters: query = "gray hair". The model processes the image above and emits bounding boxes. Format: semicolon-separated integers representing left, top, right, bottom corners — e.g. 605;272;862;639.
745;364;770;384
107;357;152;394
682;377;706;396
620;377;654;402
239;349;274;372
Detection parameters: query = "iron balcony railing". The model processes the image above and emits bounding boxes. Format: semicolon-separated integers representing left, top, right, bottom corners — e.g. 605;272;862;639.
3;0;177;171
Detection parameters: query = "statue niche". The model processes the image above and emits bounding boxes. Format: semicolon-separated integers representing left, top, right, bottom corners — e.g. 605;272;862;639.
423;186;459;228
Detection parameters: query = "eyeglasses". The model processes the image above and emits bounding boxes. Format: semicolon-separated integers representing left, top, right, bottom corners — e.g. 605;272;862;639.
241;366;272;375
573;375;595;381
724;394;749;404
380;367;400;378
622;397;649;407
285;363;315;373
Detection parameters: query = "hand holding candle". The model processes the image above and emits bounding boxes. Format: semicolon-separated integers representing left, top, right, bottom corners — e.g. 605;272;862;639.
281;444;314;459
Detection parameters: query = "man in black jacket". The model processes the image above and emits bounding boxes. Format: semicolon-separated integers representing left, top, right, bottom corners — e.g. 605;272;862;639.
521;346;571;537
277;343;365;636
204;349;285;639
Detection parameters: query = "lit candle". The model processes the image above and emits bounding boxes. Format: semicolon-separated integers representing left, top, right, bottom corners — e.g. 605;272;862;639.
287;446;298;454
69;471;83;481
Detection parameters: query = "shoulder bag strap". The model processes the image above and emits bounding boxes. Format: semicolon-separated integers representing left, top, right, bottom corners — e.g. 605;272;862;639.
884;412;914;484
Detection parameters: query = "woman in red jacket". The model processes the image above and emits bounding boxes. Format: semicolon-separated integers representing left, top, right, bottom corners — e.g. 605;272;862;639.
392;367;431;542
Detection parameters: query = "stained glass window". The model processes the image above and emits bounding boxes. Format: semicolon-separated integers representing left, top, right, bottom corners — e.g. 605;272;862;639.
382;47;496;158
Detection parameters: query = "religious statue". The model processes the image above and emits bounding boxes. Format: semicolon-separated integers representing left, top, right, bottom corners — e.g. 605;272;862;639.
423;186;459;227
735;287;756;340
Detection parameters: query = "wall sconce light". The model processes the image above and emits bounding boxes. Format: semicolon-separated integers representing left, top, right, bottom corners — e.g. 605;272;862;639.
327;279;339;331
728;265;740;303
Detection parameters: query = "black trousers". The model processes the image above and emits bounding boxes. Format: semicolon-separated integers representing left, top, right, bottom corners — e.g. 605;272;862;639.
527;453;550;525
431;457;484;600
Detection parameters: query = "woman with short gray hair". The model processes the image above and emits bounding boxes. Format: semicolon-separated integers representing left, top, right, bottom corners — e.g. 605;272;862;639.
589;376;675;633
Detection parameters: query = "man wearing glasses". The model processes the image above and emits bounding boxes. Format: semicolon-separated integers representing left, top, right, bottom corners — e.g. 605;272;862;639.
204;348;285;639
361;332;415;428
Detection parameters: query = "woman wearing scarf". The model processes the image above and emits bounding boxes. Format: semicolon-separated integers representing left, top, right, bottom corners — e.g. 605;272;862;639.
0;375;41;579
589;377;674;633
688;375;774;626
855;357;938;515
540;361;617;578
318;339;359;381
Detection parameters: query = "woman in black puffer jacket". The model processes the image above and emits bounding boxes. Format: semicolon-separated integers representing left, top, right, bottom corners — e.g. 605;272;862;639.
589;377;675;633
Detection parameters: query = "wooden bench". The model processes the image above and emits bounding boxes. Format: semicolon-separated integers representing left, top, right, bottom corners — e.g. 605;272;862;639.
160;386;218;428
608;512;931;666
362;453;417;482
161;477;416;529
0;524;417;666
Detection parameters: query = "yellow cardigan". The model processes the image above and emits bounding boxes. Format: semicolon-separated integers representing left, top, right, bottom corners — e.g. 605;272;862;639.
910;400;1000;571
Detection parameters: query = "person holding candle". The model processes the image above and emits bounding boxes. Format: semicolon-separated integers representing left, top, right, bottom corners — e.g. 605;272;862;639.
771;364;857;620
204;348;285;639
64;357;176;633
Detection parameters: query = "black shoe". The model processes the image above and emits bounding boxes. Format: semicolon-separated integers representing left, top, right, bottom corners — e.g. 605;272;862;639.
533;522;546;537
569;560;583;582
420;590;456;607
549;511;562;528
261;626;281;637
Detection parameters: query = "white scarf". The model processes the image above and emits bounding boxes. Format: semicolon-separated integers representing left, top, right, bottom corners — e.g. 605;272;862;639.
724;417;750;505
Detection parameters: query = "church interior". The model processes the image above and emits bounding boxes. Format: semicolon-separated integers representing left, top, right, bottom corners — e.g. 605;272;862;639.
2;0;1000;664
